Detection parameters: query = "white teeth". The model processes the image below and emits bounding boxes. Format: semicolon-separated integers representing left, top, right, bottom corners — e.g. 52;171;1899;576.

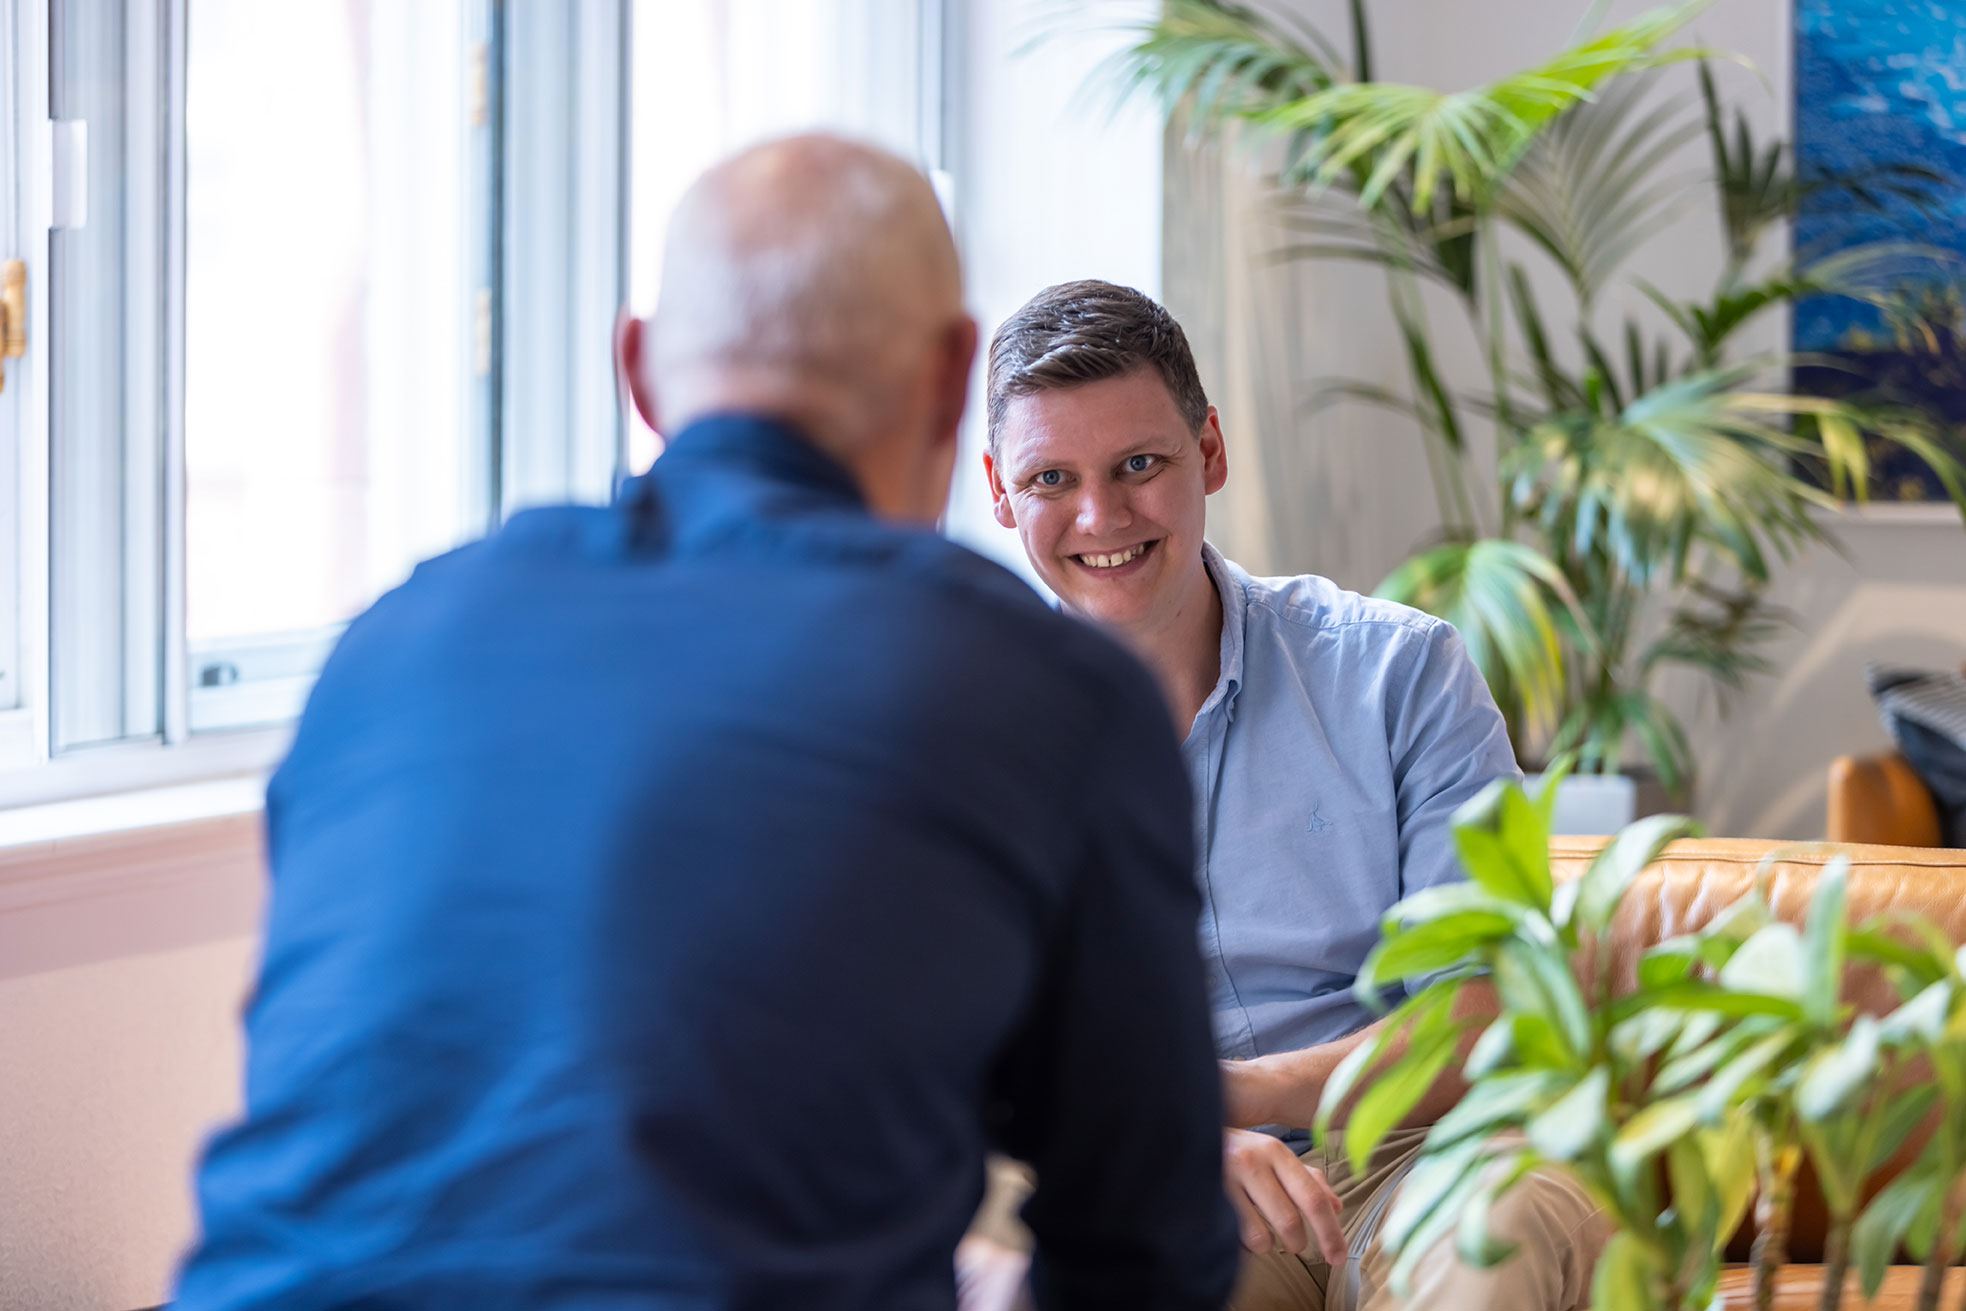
1079;543;1146;569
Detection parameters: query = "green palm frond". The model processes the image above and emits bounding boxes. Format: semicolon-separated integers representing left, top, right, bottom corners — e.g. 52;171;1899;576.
1738;395;1966;521
1498;71;1703;306
1641;579;1792;699
1505;366;1841;587
1259;2;1708;213
1100;0;1341;129
1551;686;1696;798
1377;539;1580;740
1641;244;1954;368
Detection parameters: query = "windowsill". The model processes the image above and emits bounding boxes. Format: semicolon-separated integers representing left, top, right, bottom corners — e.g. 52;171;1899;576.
0;774;266;852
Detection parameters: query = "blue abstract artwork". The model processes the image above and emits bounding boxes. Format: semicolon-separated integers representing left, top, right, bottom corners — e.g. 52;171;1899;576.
1794;0;1966;502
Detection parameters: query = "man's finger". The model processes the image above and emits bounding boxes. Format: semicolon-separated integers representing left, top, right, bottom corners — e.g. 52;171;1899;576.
1242;1169;1311;1256
1227;1185;1276;1254
1275;1162;1348;1265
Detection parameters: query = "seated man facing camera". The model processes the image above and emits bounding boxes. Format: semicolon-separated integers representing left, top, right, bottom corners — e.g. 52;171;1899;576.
173;148;1238;1311
976;280;1611;1311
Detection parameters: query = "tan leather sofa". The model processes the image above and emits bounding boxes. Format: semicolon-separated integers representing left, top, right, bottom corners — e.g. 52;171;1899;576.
1549;836;1966;1308
1829;751;1944;847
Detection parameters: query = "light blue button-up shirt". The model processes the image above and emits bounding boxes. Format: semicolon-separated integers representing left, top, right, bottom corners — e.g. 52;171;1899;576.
1185;544;1520;1063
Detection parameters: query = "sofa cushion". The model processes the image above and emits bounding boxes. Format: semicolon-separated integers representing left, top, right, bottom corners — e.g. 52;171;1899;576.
1867;664;1966;847
1544;837;1966;1262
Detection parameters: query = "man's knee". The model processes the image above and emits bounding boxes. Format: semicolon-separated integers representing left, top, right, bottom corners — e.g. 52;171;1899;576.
1390;1165;1609;1311
1487;1165;1610;1251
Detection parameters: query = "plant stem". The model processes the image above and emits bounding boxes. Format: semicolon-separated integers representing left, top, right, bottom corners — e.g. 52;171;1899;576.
1752;1139;1800;1311
1818;1217;1851;1311
1917;1182;1966;1311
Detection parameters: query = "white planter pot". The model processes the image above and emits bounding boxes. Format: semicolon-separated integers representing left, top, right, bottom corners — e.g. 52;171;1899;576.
1523;772;1668;836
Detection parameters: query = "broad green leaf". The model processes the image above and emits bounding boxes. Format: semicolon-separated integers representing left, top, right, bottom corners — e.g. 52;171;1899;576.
1451;780;1554;909
1426;1070;1565;1151
1854;1169;1941;1297
1799;1113;1863;1215
1316;989;1426;1138
1526;1067;1608;1162
1848;927;1949;989
1879;980;1954;1046
1796;1015;1881;1121
1665;1010;1725;1060
1464;1017;1515;1079
1388;1156;1495;1295
1610;1095;1701;1181
1493;940;1592;1061
1716;923;1805;1001
1701;892;1773;952
1344;1009;1466;1173
1801;856;1850;1025
1668;1135;1717;1247
1868;1084;1938;1173
1359;911;1514;1002
1696;1028;1798;1121
1574;813;1701;935
1639;936;1699;989
1457;1157;1532;1269
1701;1109;1759;1245
1384;882;1533;930
1609;1007;1686;1064
1382;1134;1490;1257
1589;1231;1654;1311
1624;982;1803;1026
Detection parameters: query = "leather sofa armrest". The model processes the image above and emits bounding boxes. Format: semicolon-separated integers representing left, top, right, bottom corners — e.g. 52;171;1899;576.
1827;751;1943;847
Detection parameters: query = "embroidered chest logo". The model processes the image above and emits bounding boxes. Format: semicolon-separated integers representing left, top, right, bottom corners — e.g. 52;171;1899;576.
1307;808;1333;835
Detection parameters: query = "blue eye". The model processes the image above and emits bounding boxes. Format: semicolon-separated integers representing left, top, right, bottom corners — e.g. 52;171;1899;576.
1125;454;1156;474
1035;470;1064;488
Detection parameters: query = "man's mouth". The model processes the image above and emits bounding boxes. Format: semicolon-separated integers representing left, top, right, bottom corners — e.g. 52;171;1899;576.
1071;539;1159;570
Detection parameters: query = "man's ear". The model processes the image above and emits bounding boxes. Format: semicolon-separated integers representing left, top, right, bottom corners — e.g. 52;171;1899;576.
614;311;662;435
982;449;1017;530
1200;406;1229;496
934;315;980;447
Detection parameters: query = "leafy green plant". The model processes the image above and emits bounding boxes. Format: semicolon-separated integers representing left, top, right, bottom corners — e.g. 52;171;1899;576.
1109;0;1966;800
1321;775;1954;1311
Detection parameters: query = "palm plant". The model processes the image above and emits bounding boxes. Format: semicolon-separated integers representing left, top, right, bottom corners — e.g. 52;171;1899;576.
1108;0;1966;801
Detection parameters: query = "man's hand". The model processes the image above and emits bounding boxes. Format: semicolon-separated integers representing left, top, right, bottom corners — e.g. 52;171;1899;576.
1222;1128;1346;1262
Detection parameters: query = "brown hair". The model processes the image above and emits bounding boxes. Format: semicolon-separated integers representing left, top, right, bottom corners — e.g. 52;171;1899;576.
985;280;1209;451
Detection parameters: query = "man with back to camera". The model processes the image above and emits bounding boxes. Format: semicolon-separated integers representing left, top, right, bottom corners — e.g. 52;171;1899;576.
172;144;1240;1311
974;280;1612;1311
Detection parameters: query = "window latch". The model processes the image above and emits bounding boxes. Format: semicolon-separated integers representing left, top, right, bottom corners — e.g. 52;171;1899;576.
0;259;24;395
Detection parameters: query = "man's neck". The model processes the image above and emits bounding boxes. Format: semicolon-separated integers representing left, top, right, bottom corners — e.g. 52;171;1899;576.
1125;557;1225;740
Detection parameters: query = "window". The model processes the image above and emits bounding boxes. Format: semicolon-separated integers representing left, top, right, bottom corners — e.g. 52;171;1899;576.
181;0;493;732
1;0;628;805
624;0;946;471
1;0;1152;814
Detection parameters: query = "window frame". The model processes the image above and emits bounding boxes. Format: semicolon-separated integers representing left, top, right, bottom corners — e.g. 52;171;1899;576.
0;0;635;813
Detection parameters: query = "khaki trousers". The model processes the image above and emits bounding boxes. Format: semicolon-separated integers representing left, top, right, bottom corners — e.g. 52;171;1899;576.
969;1128;1610;1311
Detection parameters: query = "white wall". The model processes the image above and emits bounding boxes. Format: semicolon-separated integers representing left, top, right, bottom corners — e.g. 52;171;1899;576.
942;0;1165;576
1173;0;1966;838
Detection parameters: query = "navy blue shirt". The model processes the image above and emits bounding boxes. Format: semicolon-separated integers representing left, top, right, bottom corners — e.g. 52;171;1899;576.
175;417;1238;1311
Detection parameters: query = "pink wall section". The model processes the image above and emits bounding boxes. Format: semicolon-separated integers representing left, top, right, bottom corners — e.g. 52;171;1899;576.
0;817;263;1310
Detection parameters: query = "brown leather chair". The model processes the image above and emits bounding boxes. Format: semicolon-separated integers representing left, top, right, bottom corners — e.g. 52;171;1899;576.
1828;751;1943;847
1547;836;1966;1307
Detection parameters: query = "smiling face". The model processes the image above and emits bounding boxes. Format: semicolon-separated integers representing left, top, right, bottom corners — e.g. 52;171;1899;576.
985;366;1227;635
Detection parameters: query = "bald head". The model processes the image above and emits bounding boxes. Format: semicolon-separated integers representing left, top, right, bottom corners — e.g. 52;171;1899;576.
621;134;975;522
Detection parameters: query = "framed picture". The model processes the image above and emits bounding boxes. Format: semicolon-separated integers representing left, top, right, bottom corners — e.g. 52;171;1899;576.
1793;0;1966;511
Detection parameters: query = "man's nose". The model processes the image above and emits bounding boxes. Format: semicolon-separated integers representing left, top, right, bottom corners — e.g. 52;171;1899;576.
1074;483;1133;538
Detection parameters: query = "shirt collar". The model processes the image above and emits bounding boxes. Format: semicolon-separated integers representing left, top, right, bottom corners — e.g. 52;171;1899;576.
1198;541;1247;722
642;413;867;509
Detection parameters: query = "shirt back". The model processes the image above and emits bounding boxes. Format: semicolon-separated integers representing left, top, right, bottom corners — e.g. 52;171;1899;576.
174;418;1237;1311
